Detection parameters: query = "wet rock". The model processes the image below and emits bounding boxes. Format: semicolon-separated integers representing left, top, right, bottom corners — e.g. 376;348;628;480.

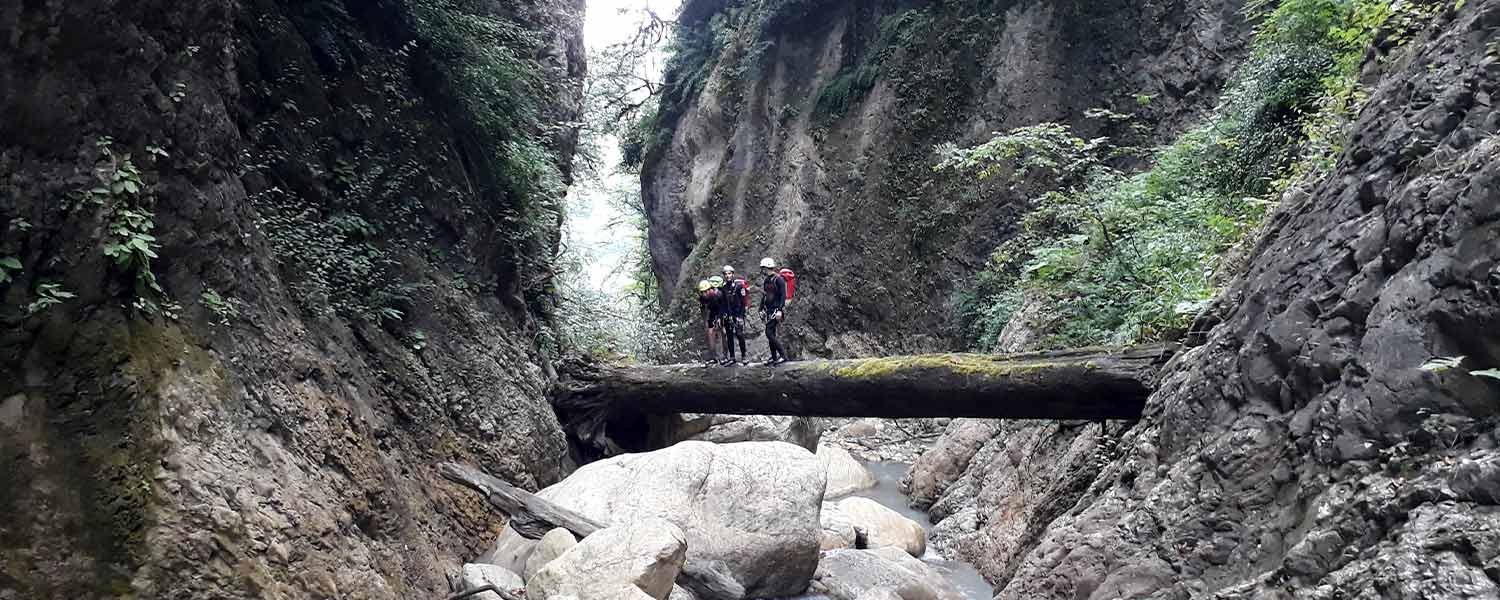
525;527;579;581
452;564;523;600
527;519;686;600
811;547;963;600
490;441;824;597
967;4;1500;598
837;497;926;557
820;445;878;498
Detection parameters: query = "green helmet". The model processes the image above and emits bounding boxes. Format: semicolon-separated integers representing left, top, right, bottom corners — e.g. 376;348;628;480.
697;280;713;292
708;276;725;288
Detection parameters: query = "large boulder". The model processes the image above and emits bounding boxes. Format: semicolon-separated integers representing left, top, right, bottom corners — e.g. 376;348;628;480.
525;527;579;581
489;441;826;597
819;502;858;551
819;445;878;498
811;547;963;600
837;497;926;557
528;519;687;600
451;563;524;600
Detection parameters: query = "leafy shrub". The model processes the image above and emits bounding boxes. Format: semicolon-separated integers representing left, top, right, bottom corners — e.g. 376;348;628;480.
408;0;566;296
86;137;175;318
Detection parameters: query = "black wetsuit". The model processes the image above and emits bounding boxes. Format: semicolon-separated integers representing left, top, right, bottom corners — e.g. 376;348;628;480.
761;272;787;361
720;277;748;360
698;288;724;362
699;288;724;327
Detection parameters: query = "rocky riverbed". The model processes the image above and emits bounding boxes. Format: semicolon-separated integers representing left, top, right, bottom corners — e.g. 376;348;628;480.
447;440;991;599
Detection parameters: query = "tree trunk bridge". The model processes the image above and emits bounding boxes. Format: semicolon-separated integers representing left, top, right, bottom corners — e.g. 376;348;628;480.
553;345;1176;453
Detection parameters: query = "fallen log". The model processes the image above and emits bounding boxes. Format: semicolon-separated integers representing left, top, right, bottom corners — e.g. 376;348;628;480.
440;462;745;600
554;344;1176;421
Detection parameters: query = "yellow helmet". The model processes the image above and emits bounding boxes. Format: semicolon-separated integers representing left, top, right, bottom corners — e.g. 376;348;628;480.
697;280;712;292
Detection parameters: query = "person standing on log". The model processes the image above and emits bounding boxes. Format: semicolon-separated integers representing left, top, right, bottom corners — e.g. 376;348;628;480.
719;265;750;366
697;278;725;366
758;257;788;366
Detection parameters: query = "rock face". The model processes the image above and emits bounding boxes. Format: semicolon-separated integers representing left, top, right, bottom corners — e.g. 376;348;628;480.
491;441;826;597
528;519;687;600
902;419;1001;510
837;497;926;558
0;0;584;598
915;3;1500;598
641;0;1250;358
819;445;878;498
811;547;963;600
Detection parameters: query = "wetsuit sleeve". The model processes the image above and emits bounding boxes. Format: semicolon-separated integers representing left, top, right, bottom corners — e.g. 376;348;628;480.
762;275;786;313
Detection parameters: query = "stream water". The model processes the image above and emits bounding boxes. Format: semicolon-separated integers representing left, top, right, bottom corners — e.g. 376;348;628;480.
857;462;994;599
786;461;994;599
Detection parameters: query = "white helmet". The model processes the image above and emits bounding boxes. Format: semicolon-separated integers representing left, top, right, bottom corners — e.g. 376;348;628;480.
722;264;735;274
759;257;776;269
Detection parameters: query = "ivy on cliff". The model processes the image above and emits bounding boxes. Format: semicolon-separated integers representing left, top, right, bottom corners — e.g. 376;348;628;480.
408;0;566;292
944;0;1448;349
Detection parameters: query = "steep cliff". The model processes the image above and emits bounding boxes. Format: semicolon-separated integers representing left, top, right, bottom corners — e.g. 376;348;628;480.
641;0;1249;357
0;0;583;597
908;1;1500;597
646;0;1500;597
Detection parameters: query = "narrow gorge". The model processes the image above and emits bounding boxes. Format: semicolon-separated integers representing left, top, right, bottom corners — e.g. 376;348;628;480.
3;0;1499;599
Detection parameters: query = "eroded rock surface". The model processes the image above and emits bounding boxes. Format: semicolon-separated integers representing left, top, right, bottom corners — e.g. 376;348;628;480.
916;4;1500;598
643;0;1250;358
0;1;584;598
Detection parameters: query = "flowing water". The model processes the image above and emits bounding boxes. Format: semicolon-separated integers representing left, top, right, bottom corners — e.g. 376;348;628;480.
855;462;994;599
785;460;994;599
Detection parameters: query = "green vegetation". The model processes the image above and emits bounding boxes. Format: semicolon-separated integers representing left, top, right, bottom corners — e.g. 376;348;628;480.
26;282;75;316
943;0;1439;350
554;172;688;363
85;137;177;318
1422;356;1500;381
408;0;567;308
245;0;573;328
833;354;1066;380
199;288;239;326
0;256;20;284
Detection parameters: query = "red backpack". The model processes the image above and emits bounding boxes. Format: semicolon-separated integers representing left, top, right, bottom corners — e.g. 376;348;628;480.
736;278;751;308
778;268;797;301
